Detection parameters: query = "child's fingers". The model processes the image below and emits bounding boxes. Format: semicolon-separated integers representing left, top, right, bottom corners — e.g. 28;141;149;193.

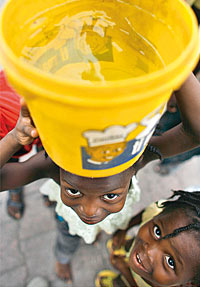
31;128;39;138
20;97;26;105
23;126;39;138
20;97;31;117
20;97;37;129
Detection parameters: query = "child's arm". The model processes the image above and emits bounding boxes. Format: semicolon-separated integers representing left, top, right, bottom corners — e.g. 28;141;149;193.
136;73;200;170
110;254;138;287
112;210;143;250
1;150;59;191
0;98;38;168
0;99;60;191
151;73;200;156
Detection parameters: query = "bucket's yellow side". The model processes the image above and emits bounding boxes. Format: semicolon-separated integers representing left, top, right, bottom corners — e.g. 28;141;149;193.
0;0;199;176
29;97;170;177
6;71;170;177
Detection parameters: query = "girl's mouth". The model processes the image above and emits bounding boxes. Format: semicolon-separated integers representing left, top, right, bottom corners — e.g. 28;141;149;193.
132;250;151;274
136;253;143;265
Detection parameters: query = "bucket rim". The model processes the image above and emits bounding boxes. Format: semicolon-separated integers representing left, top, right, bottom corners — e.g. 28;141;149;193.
0;0;199;104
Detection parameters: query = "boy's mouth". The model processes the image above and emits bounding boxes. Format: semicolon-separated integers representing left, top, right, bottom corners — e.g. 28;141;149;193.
80;216;100;224
78;213;103;224
72;207;105;224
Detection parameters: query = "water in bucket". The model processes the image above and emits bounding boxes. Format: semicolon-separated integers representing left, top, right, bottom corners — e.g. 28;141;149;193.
20;0;165;82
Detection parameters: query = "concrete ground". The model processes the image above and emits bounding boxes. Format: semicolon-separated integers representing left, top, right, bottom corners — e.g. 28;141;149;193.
0;156;200;287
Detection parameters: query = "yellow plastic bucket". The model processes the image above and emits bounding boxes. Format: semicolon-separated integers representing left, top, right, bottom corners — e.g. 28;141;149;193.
0;0;199;177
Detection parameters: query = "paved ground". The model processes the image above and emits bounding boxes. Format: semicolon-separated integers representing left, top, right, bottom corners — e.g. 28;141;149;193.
0;155;200;287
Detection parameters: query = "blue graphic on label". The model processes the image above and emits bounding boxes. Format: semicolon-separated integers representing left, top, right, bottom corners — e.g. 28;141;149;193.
81;105;164;170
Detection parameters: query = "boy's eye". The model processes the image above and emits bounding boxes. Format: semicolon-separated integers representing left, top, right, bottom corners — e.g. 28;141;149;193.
65;189;81;197
165;255;175;270
103;194;119;201
153;225;162;239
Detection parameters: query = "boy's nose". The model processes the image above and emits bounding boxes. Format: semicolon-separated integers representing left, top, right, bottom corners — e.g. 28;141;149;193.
79;202;100;218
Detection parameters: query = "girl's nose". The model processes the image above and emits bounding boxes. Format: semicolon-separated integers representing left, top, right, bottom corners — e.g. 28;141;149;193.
146;242;161;265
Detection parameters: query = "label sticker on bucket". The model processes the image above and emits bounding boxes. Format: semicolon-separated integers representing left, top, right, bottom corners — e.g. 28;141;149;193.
81;104;165;170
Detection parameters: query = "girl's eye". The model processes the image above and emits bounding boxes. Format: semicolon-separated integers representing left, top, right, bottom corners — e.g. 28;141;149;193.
165;255;175;270
65;189;81;197
153;225;162;239
103;194;119;201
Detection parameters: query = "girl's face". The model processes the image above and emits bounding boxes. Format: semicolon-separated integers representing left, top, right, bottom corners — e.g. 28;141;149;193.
59;167;134;224
129;209;199;287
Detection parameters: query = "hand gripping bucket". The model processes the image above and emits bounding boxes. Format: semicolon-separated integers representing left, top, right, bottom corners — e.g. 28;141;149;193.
0;0;199;177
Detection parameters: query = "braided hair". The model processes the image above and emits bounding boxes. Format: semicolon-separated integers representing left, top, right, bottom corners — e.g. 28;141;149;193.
158;190;200;284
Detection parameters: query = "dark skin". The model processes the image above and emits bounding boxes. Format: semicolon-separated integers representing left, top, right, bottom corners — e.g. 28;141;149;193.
148;73;200;159
1;148;136;223
1;73;200;192
0;107;136;281
60;167;134;224
111;210;143;250
109;72;200;255
0;143;136;281
129;209;200;286
103;209;200;287
0;73;200;282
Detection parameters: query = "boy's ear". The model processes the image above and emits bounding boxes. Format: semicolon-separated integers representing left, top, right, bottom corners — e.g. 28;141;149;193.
131;153;145;175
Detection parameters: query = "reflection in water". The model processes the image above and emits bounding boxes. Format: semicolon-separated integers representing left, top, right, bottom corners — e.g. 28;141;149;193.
20;0;165;82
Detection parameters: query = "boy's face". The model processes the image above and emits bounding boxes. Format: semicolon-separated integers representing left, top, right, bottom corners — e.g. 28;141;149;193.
129;209;199;287
59;167;134;224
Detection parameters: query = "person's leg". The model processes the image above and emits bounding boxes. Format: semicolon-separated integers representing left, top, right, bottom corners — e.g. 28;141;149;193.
7;186;24;219
42;195;55;207
7;158;24;219
54;214;80;282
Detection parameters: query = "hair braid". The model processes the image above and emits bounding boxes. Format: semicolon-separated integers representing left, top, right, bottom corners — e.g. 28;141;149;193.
159;190;200;284
160;190;200;217
159;190;200;239
162;220;200;240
